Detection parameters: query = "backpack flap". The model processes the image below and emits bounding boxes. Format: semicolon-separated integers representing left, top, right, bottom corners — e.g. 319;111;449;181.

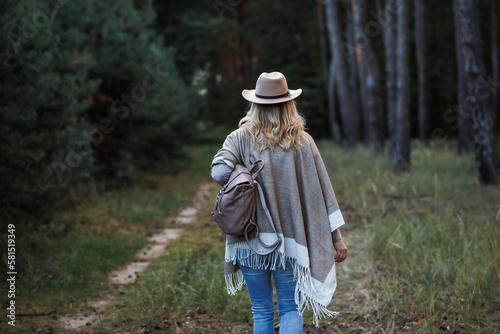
211;164;256;236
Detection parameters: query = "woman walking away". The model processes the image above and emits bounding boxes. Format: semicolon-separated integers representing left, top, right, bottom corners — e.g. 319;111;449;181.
211;72;347;333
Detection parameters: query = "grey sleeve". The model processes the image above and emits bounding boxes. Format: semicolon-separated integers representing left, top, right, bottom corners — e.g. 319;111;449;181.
332;228;342;243
211;130;242;168
211;163;233;186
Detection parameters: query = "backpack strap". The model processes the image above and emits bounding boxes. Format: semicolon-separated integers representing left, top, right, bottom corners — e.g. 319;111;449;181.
242;132;282;256
245;180;282;255
242;133;251;167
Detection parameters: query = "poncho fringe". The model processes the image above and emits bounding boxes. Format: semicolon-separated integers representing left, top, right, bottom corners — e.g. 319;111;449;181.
225;242;339;326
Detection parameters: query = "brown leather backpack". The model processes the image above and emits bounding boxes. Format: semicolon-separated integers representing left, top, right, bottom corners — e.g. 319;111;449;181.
211;137;281;255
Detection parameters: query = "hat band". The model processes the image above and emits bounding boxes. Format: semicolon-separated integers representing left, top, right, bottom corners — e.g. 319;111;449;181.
255;91;290;99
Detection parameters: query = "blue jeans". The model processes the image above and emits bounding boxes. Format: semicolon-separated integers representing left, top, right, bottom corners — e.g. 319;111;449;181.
238;259;303;334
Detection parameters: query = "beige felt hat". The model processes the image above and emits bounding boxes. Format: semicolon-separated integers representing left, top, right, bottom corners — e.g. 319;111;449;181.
242;72;302;104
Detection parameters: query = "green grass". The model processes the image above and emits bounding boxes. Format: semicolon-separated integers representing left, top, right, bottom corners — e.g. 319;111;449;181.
0;133;224;333
317;140;499;333
96;139;498;333
96;220;253;332
3;134;499;333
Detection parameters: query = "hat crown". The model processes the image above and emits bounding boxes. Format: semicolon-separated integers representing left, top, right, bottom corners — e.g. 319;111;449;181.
255;72;289;97
241;71;301;104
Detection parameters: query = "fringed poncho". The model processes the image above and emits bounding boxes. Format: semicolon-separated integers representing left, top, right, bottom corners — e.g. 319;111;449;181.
211;128;346;325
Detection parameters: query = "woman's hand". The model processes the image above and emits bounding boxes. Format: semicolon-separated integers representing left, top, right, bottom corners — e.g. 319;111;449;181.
333;240;347;263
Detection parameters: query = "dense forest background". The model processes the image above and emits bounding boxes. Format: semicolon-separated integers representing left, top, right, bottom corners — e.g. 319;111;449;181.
1;0;499;227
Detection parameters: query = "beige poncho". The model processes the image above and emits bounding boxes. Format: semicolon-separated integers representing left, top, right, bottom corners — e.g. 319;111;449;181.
211;128;346;325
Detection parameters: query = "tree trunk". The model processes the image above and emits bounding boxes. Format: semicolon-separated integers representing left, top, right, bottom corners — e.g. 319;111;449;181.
318;0;342;143
492;0;500;134
345;0;363;142
394;0;411;172
352;0;384;153
375;0;382;14
327;61;342;143
415;0;429;143
381;0;398;157
317;1;329;76
325;0;357;149
453;0;473;154
456;0;500;184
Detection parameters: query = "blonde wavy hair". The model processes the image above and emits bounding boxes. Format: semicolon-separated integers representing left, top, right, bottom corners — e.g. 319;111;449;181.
239;100;306;152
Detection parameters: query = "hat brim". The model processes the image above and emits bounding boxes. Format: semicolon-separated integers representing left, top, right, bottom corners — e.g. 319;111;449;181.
242;88;302;104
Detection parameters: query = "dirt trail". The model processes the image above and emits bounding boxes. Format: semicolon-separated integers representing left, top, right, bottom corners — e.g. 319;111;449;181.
58;182;216;331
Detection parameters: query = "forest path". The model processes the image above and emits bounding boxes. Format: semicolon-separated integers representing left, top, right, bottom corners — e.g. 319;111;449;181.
57;182;216;331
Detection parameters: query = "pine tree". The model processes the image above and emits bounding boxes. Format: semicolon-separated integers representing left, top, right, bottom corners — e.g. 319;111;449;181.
325;0;358;148
58;0;202;185
0;0;202;225
394;0;411;172
455;0;500;184
352;0;385;153
0;1;99;225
